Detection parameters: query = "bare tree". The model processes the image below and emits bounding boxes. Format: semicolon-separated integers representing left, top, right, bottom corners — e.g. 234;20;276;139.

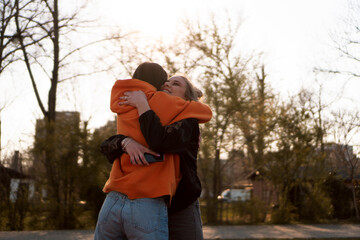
330;110;360;219
0;0;41;162
178;15;277;223
100;31;199;80
13;0;77;228
12;0;124;228
315;0;360;80
264;89;333;223
0;0;23;74
100;14;278;224
0;98;14;162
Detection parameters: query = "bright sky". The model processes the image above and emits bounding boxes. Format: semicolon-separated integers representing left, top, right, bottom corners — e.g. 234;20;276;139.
91;0;354;96
1;0;359;160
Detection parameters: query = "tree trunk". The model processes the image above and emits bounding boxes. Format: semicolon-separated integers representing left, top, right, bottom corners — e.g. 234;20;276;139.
255;66;266;166
351;180;359;219
207;149;221;224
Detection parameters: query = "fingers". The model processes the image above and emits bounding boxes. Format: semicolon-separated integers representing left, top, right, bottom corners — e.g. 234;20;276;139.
133;155;144;166
119;91;131;102
146;149;160;157
118;91;146;106
139;155;149;165
129;155;136;165
139;154;149;166
130;154;149;166
118;100;128;105
120;91;130;100
124;138;151;166
118;92;134;106
119;92;134;100
118;95;128;105
130;155;143;165
142;145;159;157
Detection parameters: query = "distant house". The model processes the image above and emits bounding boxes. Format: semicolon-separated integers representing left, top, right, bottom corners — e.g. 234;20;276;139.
247;169;278;207
247;143;360;207
322;143;360;187
0;162;34;203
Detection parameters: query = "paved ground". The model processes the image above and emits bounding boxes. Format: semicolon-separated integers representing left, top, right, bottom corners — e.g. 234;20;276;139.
0;224;360;239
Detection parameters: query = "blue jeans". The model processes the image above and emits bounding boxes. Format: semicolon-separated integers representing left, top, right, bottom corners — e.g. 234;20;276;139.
94;191;168;240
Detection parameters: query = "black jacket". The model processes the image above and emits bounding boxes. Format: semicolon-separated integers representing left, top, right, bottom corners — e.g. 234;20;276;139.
100;110;201;213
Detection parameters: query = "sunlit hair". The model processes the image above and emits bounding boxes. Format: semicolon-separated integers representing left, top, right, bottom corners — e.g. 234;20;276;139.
170;74;203;101
132;62;168;91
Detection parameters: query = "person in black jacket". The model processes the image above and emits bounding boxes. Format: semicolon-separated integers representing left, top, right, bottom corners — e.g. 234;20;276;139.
101;75;206;240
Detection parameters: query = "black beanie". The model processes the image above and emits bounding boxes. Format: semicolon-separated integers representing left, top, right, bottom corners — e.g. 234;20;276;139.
132;62;168;90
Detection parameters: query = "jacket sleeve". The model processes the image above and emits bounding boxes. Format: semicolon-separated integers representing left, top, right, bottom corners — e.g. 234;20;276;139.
100;134;127;163
139;110;198;153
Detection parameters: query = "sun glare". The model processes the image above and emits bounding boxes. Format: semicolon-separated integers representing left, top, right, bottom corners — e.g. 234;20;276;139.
94;0;189;39
92;0;237;41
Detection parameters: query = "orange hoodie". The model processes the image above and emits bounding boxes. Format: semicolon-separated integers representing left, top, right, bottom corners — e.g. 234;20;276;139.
103;79;212;200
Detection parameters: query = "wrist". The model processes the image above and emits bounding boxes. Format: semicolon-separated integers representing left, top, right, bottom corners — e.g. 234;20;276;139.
136;102;150;116
121;137;132;152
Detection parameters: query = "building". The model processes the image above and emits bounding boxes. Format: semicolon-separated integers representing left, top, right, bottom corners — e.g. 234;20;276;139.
32;111;81;198
247;143;360;207
0;151;34;203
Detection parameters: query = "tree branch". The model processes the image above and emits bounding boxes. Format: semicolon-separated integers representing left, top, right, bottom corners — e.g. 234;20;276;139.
15;0;47;117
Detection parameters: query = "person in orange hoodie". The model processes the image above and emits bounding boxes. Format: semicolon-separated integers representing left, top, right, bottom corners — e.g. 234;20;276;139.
94;62;212;240
116;75;207;240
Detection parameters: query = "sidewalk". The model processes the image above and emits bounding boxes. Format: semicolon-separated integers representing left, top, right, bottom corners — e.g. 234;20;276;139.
0;224;360;239
203;224;360;239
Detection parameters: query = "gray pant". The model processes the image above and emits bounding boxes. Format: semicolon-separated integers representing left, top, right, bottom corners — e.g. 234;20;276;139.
168;200;204;240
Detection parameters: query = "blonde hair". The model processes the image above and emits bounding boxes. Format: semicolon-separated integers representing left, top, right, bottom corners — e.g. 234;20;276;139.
171;74;203;101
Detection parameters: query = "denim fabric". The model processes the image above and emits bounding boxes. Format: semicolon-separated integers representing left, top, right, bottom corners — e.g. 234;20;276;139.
168;200;203;240
94;191;168;240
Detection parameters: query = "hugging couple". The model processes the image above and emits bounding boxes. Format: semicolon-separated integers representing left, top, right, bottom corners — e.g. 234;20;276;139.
95;62;212;240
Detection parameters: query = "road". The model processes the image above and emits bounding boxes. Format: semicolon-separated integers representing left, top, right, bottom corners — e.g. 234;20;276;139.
0;224;360;239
